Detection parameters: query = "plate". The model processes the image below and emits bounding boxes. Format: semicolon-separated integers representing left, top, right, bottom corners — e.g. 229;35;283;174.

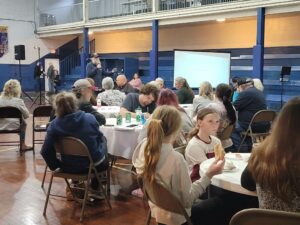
223;167;238;172
225;153;245;161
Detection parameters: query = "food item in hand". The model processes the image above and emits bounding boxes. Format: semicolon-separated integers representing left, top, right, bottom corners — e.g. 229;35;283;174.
214;143;225;160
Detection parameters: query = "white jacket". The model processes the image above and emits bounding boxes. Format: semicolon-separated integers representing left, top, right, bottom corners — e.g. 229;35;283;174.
132;138;211;225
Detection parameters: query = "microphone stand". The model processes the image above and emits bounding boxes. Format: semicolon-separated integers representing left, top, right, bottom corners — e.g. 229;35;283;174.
30;47;49;108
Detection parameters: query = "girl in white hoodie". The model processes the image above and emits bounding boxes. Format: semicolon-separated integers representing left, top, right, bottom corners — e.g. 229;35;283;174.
132;105;224;225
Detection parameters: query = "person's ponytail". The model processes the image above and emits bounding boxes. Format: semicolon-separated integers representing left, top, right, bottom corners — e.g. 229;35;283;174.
143;119;164;183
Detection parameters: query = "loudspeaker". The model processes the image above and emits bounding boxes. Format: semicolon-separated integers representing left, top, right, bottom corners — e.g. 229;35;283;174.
14;45;25;60
281;66;291;76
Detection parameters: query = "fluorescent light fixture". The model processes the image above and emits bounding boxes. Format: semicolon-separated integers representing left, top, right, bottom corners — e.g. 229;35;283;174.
216;18;226;22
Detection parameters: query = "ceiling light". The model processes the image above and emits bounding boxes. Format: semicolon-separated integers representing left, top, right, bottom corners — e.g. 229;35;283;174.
216;18;226;22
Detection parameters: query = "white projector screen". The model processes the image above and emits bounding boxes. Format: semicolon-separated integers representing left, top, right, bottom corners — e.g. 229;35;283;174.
174;50;231;88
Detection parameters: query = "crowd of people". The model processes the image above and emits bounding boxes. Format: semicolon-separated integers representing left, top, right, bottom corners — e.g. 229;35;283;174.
1;60;299;225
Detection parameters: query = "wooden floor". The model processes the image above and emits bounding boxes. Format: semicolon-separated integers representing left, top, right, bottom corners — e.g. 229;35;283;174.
0;97;153;225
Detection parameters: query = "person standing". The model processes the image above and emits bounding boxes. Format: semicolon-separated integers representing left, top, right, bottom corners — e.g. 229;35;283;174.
86;53;116;88
34;62;43;94
46;62;56;94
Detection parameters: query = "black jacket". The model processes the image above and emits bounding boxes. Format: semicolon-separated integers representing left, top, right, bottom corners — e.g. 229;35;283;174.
79;101;106;126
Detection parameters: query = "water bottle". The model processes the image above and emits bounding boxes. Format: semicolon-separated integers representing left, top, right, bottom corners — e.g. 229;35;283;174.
135;107;142;123
96;96;101;109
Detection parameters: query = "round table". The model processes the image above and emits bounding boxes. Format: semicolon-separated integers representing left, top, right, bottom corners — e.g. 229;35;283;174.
200;153;257;196
100;118;142;159
94;106;120;118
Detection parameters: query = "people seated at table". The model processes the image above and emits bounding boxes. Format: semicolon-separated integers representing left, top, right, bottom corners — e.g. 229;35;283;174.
252;78;264;91
175;76;195;104
97;77;126;106
115;74;139;94
120;83;159;119
137;88;194;144
231;77;267;152
0;79;32;150
155;77;165;90
41;92;109;190
231;76;240;103
192;81;214;117
185;108;221;182
207;83;236;150
129;72;143;90
72;79;106;126
132;105;224;225
241;96;300;212
86;77;97;106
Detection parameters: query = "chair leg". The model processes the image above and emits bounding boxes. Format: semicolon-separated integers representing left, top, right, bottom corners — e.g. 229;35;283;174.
107;167;111;194
43;173;54;216
145;209;151;225
19;133;22;156
41;165;48;188
80;178;91;222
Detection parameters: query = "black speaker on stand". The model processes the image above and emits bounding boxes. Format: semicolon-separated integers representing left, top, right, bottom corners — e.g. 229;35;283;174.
14;45;33;102
280;66;291;109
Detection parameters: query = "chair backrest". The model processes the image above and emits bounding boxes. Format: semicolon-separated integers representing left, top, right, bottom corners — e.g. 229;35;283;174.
250;110;277;124
0;107;22;120
230;208;300;225
55;137;91;161
141;176;193;225
219;123;235;140
174;145;187;157
33;105;53;117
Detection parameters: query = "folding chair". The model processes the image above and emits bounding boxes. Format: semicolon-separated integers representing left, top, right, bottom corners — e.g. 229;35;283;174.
174;145;187;158
139;176;193;225
238;110;276;152
219;123;235;141
230;208;300;225
32;105;52;153
43;137;111;222
0;107;23;155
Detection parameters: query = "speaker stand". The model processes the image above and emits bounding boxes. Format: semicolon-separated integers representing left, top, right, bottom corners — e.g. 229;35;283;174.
30;77;50;108
18;59;33;102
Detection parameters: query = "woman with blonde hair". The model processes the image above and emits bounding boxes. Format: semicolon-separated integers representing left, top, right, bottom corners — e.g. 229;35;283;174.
0;79;31;150
242;96;300;212
132;105;224;225
192;81;214;117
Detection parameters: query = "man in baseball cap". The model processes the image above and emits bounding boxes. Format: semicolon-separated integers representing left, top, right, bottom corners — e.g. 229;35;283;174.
72;79;106;126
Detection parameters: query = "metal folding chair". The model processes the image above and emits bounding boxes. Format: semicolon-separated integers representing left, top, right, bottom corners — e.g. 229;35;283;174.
43;137;111;222
230;208;300;225
0;107;23;155
238;110;276;152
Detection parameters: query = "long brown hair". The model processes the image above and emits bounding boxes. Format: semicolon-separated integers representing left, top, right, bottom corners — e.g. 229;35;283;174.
188;108;219;139
143;105;182;183
248;97;300;202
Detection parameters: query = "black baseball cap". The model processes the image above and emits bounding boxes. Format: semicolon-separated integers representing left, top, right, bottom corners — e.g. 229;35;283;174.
238;78;253;86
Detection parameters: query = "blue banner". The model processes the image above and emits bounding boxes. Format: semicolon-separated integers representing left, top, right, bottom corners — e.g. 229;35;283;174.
0;26;8;58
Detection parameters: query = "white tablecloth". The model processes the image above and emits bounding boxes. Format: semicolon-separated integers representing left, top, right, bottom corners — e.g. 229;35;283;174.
100;118;142;159
94;106;120;118
200;153;257;196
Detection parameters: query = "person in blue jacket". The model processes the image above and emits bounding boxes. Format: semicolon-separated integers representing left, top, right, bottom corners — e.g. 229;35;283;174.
40;91;108;189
